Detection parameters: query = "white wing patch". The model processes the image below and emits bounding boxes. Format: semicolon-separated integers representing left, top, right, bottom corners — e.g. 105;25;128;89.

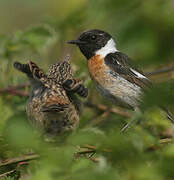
95;38;119;58
130;68;147;79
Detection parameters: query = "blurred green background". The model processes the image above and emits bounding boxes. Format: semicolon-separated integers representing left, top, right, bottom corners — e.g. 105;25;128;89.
0;0;174;180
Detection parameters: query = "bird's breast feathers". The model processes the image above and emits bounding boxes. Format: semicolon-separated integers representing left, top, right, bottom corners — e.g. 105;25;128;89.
87;54;143;107
88;55;108;84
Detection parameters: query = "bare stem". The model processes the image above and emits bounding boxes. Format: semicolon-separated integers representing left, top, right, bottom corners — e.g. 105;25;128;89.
0;153;39;167
0;82;30;97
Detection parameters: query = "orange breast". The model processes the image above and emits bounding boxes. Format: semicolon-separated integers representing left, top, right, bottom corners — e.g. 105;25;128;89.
88;55;109;85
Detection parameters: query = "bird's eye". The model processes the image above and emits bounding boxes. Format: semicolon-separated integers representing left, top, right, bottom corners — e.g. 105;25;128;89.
91;35;97;40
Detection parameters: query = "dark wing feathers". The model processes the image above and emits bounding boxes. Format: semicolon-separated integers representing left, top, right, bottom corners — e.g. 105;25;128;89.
14;62;33;78
29;61;47;81
104;52;152;89
14;61;47;82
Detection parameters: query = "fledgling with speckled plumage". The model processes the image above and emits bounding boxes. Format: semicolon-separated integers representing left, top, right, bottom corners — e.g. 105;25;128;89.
14;55;88;137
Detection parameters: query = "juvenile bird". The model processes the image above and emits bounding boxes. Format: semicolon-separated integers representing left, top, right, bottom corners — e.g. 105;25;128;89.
68;29;151;110
14;55;88;137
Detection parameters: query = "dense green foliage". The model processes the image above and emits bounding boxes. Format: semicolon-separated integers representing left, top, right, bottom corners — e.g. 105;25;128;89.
0;0;174;179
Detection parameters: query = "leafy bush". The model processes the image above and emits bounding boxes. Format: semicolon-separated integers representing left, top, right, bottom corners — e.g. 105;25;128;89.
0;0;174;179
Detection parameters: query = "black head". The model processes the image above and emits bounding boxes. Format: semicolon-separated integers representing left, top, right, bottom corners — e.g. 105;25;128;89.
68;29;112;59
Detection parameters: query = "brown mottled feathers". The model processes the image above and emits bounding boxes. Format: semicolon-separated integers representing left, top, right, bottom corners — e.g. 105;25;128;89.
14;55;88;136
41;95;69;112
47;55;72;84
28;61;46;80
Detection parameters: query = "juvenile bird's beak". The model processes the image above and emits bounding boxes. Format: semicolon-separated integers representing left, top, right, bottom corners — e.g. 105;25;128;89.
67;39;86;45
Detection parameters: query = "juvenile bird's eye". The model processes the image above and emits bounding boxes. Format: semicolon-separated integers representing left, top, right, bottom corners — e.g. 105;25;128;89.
91;35;97;40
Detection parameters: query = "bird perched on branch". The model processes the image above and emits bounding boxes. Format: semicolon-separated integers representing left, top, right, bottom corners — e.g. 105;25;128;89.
14;55;88;137
68;29;174;130
68;29;151;110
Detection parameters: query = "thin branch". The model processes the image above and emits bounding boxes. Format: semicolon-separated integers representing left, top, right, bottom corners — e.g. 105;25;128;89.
77;149;96;155
0;89;29;97
89;157;99;163
0;169;16;178
85;102;131;118
145;66;174;76
75;145;99;163
0;82;30;97
81;144;112;153
0;89;28;97
0;153;39;167
7;82;30;89
146;138;174;152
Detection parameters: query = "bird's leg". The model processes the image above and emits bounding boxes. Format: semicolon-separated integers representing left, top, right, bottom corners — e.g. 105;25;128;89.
63;78;88;98
160;106;174;124
121;107;142;132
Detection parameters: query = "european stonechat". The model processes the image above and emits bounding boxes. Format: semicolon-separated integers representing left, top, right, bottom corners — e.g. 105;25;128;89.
68;29;151;110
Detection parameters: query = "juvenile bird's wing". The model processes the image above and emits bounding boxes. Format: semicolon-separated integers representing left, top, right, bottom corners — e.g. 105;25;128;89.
28;61;49;84
104;52;152;89
63;78;88;98
14;61;48;85
14;61;34;78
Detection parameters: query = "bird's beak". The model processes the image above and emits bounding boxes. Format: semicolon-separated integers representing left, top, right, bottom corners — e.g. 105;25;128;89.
67;39;86;45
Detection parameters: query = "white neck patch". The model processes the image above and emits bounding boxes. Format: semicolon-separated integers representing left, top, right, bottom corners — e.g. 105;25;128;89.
95;38;118;58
